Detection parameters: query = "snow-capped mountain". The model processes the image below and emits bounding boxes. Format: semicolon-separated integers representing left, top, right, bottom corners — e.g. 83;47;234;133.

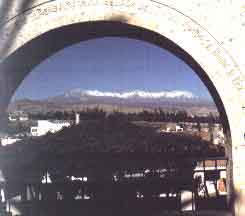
9;89;217;115
60;89;198;100
47;89;202;106
64;89;197;100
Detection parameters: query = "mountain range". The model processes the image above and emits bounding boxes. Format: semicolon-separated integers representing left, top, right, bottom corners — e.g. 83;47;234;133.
8;89;218;116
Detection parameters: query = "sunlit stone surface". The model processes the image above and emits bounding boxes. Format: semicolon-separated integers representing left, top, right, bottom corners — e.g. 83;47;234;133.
0;0;244;214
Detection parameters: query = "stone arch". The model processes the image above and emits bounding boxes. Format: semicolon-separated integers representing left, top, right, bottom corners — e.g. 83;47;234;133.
0;0;244;214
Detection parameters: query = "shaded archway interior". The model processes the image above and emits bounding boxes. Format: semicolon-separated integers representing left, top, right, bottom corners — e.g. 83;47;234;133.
0;21;231;139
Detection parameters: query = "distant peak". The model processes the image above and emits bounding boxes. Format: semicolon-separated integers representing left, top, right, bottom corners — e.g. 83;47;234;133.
65;89;197;99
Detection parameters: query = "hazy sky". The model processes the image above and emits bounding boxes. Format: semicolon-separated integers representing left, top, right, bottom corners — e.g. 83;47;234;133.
13;37;212;100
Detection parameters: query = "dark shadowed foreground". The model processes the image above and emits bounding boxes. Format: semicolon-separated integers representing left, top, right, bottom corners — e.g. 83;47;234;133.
0;118;229;215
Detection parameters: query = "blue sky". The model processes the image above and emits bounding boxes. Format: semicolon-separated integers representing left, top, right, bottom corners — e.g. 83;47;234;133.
13;37;212;100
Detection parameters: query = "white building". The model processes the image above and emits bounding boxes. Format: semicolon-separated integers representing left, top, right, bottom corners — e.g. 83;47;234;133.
194;160;227;197
1;136;21;146
75;113;80;125
19;115;29;121
8;115;17;122
213;130;225;145
8;111;29;122
30;120;71;136
163;123;183;133
176;125;184;132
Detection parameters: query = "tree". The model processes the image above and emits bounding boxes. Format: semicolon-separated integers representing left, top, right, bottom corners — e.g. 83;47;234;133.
208;122;214;143
197;122;201;133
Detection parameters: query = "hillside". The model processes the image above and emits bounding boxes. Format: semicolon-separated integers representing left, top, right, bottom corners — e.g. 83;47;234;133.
8;89;219;116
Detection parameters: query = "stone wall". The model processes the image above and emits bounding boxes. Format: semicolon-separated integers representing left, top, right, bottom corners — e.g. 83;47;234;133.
0;0;244;214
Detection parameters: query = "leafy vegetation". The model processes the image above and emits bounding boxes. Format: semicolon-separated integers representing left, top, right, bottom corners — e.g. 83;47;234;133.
28;108;220;123
0;117;224;183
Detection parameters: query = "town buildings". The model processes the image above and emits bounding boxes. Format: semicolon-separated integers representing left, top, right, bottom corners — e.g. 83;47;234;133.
30;120;72;136
1;136;21;146
8;111;29;122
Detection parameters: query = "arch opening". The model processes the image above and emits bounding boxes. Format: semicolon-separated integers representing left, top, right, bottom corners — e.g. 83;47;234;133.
0;21;231;135
0;21;233;214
